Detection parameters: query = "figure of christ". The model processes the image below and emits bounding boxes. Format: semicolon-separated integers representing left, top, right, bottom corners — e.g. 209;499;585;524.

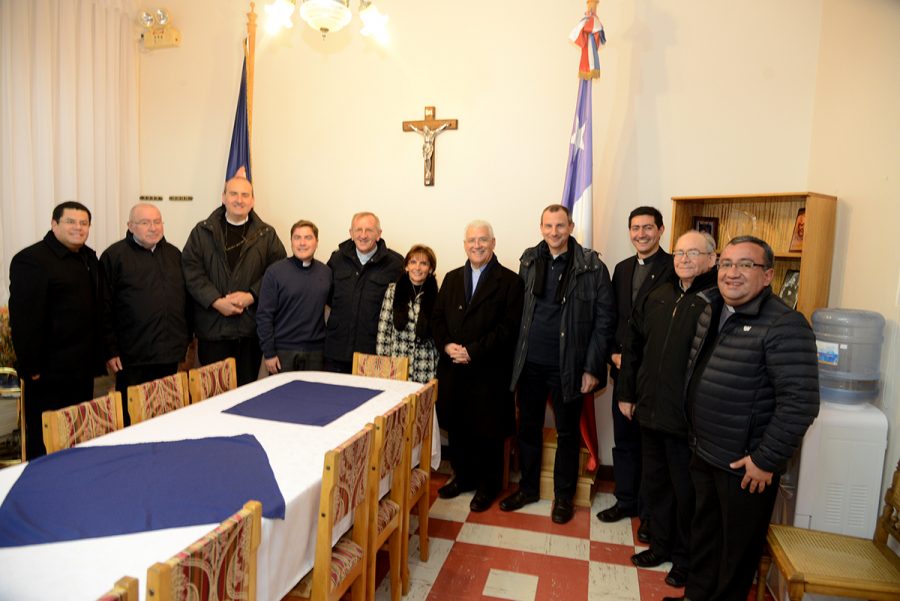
407;122;450;183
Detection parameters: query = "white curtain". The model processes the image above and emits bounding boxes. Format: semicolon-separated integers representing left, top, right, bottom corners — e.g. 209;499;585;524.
0;0;139;305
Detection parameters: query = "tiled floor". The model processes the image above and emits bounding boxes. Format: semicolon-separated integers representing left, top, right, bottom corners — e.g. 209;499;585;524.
371;472;683;601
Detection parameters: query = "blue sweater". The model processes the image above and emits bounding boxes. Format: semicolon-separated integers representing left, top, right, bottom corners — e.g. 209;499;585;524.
256;257;332;357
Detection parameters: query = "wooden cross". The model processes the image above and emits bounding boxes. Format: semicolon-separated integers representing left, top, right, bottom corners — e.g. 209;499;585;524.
402;106;458;186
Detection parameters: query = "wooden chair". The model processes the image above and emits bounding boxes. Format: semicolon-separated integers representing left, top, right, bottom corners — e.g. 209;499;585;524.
96;576;138;601
286;424;373;601
351;352;409;381
757;458;900;601
366;397;412;601
400;379;437;595
41;391;124;454
147;500;261;601
189;357;237;404
127;372;190;425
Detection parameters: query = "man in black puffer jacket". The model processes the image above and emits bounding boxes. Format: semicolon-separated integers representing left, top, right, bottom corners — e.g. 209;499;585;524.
617;230;719;589
673;236;819;601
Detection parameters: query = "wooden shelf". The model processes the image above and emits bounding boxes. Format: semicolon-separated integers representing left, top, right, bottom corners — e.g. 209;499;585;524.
671;192;836;322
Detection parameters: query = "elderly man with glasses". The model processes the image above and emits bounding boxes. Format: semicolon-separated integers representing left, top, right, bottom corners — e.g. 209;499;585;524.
616;229;718;589
667;235;820;601
99;203;191;425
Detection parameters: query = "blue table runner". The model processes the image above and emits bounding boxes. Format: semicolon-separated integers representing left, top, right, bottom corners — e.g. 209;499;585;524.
0;434;285;547
223;380;382;426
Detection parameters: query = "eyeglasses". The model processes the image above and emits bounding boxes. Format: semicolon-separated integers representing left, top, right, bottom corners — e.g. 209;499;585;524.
60;218;90;227
133;219;163;227
719;259;768;272
673;249;712;259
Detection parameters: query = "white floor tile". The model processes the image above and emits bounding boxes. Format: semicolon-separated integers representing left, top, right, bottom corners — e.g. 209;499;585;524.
590;492;635;546
588;561;641;601
482;568;539;601
429;492;475;522
394;536;455;601
456;522;590;561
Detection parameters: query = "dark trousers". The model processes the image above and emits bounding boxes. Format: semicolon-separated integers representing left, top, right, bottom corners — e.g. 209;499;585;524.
276;350;324;372
641;426;694;569
114;362;179;426
516;361;584;501
23;374;93;460
198;337;261;387
448;427;504;496
323;357;352;374
611;378;643;514
687;455;779;601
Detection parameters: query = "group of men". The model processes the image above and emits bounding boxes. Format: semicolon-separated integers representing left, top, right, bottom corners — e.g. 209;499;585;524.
434;204;818;601
7;176;407;459
8;185;819;601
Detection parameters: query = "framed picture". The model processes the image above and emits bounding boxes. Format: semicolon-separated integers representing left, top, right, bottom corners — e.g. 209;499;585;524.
779;269;800;309
789;208;806;252
692;216;719;246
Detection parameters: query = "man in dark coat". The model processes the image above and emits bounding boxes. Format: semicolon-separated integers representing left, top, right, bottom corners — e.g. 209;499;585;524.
499;204;615;524
100;203;191;425
182;176;286;385
617;230;719;588
432;220;524;512
598;206;673;535
670;236;819;601
9;201;104;459
324;212;403;373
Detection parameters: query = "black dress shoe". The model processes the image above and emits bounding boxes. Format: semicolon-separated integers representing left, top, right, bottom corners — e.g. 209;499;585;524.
551;498;575;524
499;489;540;512
596;502;637;523
437;479;475;499
637;519;651;544
665;565;687;588
631;548;670;568
469;490;497;513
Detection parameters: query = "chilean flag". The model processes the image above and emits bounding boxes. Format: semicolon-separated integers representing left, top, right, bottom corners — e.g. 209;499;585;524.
561;79;593;249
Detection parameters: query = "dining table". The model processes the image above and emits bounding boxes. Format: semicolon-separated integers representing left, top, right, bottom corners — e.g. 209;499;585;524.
0;371;438;601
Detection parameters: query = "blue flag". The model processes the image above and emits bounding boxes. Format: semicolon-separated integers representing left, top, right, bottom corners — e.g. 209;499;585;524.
561;79;593;247
226;54;252;182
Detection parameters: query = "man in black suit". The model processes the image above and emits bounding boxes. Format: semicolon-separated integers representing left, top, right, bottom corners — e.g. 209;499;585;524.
596;206;673;537
432;220;524;513
9;201;104;459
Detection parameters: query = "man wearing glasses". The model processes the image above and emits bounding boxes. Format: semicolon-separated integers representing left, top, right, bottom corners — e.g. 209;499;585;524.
9;201;104;458
670;236;819;601
616;230;718;589
100;203;191;425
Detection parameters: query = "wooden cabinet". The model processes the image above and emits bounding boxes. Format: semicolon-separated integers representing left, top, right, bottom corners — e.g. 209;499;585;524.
670;192;836;321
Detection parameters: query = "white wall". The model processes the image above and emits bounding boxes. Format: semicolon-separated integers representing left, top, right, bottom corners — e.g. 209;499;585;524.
138;0;827;466
807;0;900;491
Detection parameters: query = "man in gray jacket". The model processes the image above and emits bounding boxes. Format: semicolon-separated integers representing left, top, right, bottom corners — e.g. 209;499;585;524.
182;176;285;385
499;204;615;524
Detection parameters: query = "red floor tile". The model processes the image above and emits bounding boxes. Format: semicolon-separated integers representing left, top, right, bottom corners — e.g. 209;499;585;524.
427;541;589;601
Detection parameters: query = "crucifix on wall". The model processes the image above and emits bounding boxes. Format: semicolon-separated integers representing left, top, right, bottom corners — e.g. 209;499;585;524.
402;106;458;186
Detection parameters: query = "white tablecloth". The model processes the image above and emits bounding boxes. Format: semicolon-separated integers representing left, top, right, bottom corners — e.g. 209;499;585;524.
0;371;438;601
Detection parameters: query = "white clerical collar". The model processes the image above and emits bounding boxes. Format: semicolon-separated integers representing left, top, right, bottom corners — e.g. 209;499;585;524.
225;215;249;226
357;247;376;265
303;259;312;267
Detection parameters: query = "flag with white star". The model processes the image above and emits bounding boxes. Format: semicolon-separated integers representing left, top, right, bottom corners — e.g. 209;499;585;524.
561;78;593;247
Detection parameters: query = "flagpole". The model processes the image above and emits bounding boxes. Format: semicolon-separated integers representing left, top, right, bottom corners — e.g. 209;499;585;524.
246;3;257;145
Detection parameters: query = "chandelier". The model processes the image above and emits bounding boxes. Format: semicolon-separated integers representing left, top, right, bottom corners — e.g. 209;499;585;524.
265;0;388;40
